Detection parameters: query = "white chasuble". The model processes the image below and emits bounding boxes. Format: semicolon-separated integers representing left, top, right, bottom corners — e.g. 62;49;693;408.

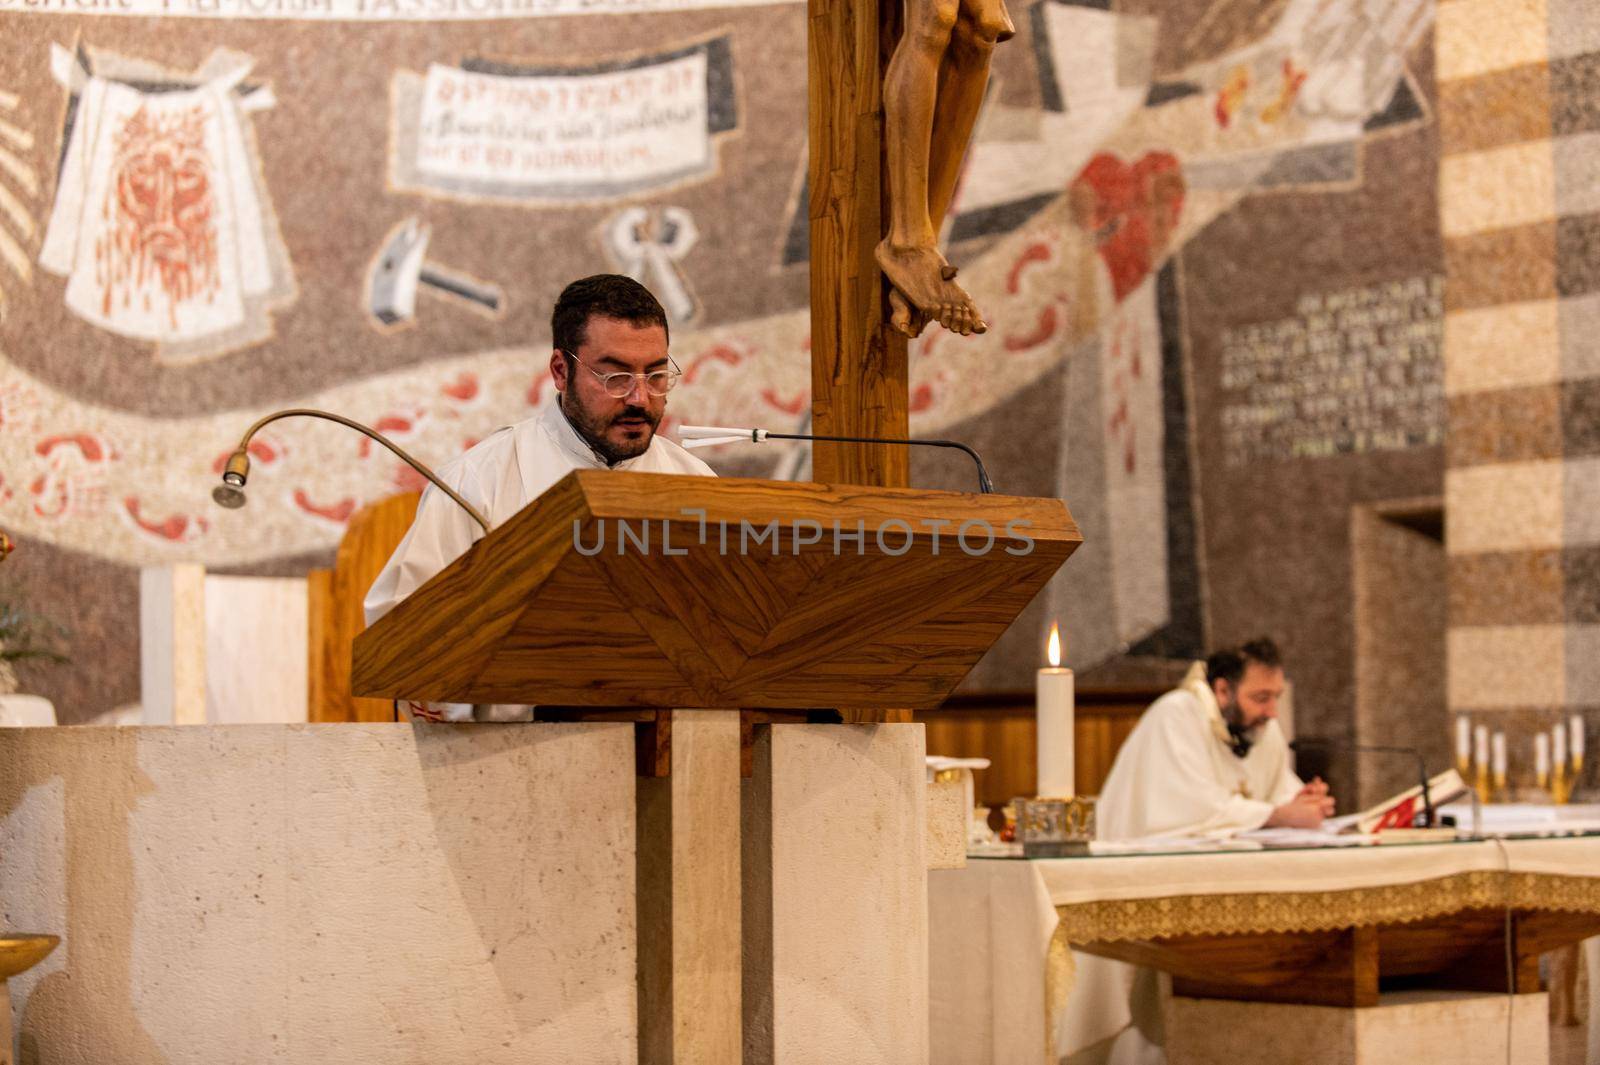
1060;664;1304;1065
1096;661;1303;842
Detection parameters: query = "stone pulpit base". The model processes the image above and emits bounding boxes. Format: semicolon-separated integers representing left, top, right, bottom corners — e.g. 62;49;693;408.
0;723;638;1065
743;723;929;1065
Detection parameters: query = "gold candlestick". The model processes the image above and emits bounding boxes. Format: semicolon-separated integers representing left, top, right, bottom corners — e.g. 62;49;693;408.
1553;763;1573;805
1475;764;1492;805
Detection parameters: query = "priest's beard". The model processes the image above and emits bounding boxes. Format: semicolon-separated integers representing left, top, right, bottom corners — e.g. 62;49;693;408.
1218;696;1261;758
560;393;661;465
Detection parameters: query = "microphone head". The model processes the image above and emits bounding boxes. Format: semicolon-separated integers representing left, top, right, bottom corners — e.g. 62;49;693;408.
213;447;252;508
679;425;761;441
212;482;247;509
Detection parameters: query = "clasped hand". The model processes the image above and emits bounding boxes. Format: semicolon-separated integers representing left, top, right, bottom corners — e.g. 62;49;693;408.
1266;777;1336;828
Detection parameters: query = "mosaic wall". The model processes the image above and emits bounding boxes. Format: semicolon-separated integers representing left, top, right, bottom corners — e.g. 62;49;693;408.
1436;0;1600;796
0;0;1484;792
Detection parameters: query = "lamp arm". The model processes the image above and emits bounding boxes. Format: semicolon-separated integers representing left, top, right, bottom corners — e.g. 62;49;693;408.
220;407;490;535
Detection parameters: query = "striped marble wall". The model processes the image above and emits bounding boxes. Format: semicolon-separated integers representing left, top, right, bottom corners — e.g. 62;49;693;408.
1437;0;1599;793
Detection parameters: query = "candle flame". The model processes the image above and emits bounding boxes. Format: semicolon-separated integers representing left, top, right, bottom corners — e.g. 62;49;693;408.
1047;622;1062;668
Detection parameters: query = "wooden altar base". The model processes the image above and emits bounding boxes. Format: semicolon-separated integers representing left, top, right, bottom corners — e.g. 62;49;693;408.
1079;907;1600;1008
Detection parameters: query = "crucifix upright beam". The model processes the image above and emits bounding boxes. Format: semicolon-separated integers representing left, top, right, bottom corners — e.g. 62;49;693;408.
808;0;910;488
807;0;1006;727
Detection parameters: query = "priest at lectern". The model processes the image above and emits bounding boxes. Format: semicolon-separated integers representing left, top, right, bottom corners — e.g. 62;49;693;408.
363;274;715;722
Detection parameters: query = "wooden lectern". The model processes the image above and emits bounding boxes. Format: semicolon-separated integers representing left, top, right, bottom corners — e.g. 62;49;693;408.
351;469;1079;1065
352;469;1079;711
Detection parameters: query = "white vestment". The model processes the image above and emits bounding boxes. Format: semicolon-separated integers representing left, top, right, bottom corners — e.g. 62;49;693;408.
364;400;715;721
1097;662;1302;841
1059;663;1303;1065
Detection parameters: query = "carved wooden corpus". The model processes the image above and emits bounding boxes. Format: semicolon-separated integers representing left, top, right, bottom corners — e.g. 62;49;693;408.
875;0;1012;338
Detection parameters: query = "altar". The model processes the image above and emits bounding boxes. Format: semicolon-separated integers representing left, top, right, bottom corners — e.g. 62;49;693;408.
929;836;1600;1065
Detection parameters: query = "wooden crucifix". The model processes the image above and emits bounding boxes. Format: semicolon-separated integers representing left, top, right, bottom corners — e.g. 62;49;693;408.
808;0;1011;489
808;0;1011;727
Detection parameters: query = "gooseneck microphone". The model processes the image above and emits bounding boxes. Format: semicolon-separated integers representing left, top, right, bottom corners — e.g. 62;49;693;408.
678;425;996;494
210;407;491;534
1289;737;1435;828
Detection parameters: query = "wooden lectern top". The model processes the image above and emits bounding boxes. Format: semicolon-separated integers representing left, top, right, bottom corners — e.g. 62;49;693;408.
352;470;1080;710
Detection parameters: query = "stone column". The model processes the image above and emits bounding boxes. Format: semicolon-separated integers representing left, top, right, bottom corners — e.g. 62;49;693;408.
1436;0;1599;794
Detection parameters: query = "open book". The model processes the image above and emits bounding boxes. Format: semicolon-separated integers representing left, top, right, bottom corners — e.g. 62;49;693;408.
1324;768;1470;835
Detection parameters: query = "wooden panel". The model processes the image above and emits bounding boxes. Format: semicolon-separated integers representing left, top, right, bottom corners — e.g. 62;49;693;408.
919;687;1159;806
1515;908;1600;957
638;710;672;779
808;0;908;489
1085;909;1600;1011
1376;909;1506;977
1086;926;1380;1009
354;475;593;702
481;550;702;707
308;491;418;722
1372;908;1600;995
576;473;1079;541
636;711;742;1063
306;568;332;721
355;471;1080;710
1374;908;1530;994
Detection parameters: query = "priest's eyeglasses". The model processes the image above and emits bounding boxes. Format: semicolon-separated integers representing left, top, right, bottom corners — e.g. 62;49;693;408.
562;351;683;398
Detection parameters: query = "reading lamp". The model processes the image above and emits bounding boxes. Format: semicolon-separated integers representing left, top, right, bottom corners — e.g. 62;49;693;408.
211;407;490;535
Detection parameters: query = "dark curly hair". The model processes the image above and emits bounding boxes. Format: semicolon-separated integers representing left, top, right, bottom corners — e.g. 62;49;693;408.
551;274;669;357
1205;637;1282;688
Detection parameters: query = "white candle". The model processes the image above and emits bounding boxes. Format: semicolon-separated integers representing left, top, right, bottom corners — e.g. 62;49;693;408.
1492;732;1507;776
1474;725;1489;769
1572;715;1585;761
1036;622;1075;798
1554;724;1568;768
1456;716;1472;764
1536;733;1550;778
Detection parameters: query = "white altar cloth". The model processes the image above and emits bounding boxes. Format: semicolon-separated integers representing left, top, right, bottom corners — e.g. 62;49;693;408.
929;837;1600;1065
